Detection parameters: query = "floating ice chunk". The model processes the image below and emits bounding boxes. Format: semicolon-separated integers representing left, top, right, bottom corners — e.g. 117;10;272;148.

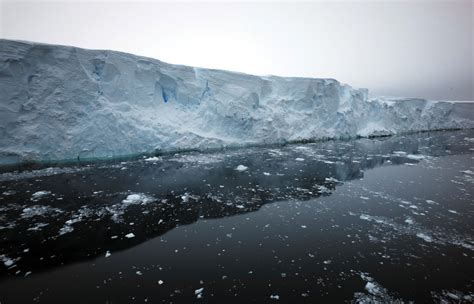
317;185;331;194
323;260;332;264
31;191;51;201
125;233;135;238
263;172;271;176
393;151;407;156
195;287;204;298
27;222;49;231
448;210;459;214
21;205;62;218
136;271;143;275
360;196;369;200
365;282;381;295
158;280;164;285
425;200;438;205
144;156;161;162
295;158;305;161
58;206;94;236
461;170;474;175
270;295;280;300
406;154;425;160
431;289;474;302
354;272;404;302
181;193;190;203
301;225;307;229
122;193;155;205
105;251;111;258
235;165;248;171
416;233;433;243
404;218;414;225
181;193;199;203
0;255;14;267
58;225;74;235
108;194;155;222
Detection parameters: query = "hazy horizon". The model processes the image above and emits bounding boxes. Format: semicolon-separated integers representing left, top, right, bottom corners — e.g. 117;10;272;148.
1;0;473;100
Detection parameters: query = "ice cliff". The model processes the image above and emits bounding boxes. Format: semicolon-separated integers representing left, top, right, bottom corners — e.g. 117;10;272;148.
1;39;473;164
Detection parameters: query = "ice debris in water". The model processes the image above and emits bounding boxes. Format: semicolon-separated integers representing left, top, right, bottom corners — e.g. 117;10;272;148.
122;194;155;205
431;289;474;302
416;233;433;243
181;193;199;203
58;206;95;236
406;154;426;160
270;295;280;300
393;151;407;156
144;156;161;162
105;251;111;258
235;165;248;171
195;288;204;299
353;273;405;303
107;193;156;222
27;222;49;231
21;205;62;218
30;191;51;201
125;233;135;238
0;254;15;267
325;177;340;183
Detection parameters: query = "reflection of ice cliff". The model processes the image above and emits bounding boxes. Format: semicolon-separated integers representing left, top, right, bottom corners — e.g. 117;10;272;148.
0;130;472;277
1;40;473;164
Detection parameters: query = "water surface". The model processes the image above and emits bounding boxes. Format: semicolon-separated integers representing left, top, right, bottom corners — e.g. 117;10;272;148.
0;130;473;303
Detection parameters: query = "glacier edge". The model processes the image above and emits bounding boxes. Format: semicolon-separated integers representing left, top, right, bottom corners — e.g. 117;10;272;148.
0;39;473;165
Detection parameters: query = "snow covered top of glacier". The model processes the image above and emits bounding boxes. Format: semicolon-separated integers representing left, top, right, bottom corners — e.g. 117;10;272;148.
0;39;473;165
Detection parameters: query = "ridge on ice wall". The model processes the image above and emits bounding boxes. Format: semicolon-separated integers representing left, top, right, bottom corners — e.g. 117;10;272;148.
0;39;473;165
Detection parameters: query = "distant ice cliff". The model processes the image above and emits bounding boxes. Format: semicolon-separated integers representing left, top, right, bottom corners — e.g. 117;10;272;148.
1;39;473;164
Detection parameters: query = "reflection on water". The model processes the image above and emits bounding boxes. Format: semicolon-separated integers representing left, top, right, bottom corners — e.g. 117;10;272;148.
0;130;473;303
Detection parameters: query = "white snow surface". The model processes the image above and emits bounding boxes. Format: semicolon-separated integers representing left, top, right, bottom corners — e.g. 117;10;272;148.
1;39;473;164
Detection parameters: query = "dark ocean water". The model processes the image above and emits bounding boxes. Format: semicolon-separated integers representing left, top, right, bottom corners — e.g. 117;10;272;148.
0;130;473;303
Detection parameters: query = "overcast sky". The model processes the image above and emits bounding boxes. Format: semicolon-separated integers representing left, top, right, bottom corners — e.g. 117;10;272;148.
1;0;473;100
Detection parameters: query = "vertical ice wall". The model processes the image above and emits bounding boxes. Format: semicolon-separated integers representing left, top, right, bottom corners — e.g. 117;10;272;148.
0;39;473;164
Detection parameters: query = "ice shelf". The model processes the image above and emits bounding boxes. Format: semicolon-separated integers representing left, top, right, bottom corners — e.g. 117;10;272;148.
1;39;473;164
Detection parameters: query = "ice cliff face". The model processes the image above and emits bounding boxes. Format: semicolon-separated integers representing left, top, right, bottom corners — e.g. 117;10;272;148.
1;39;473;164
